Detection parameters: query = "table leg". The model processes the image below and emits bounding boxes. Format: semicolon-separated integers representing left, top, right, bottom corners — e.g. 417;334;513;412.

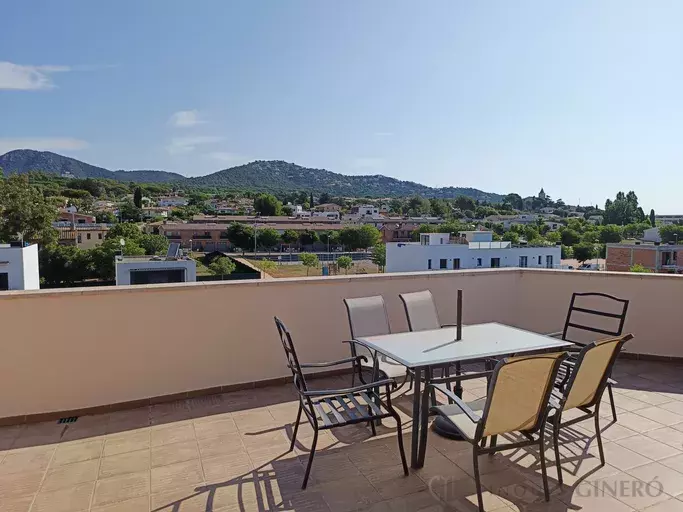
417;368;432;468
454;361;463;398
410;367;422;468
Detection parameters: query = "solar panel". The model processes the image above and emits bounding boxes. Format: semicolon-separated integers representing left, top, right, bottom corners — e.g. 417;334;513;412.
167;242;180;258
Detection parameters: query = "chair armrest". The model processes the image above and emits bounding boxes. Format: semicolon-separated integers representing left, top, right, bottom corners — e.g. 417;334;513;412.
303;378;396;397
441;324;460;328
546;331;564;339
430;384;481;423
300;356;367;369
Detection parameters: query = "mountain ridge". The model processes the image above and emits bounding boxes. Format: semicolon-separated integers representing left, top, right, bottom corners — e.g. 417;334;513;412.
0;149;502;201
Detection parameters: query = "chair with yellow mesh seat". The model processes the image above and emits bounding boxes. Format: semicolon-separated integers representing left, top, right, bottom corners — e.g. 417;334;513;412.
550;334;633;487
429;352;568;511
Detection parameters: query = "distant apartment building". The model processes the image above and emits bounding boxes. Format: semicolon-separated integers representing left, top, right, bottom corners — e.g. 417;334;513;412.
606;242;683;273
57;210;96;224
315;203;342;213
55;224;110;249
655;215;683;226
485;214;539;230
141;207;170;219
0;243;40;291
157;196;188;207
344;204;384;222
386;231;561;273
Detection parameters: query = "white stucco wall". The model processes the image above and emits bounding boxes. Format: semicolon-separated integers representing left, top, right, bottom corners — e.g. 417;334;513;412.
0;245;39;290
386;242;561;273
115;259;197;285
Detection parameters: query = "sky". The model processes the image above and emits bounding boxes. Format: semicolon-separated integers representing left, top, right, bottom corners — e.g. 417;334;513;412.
2;1;683;212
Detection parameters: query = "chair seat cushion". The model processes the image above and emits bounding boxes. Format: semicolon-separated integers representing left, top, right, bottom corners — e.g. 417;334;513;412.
431;398;487;441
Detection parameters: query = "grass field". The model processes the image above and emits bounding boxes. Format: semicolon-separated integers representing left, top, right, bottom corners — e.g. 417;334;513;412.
248;259;381;278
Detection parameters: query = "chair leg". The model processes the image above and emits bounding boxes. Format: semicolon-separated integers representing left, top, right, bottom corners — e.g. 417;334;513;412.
302;429;318;489
393;413;409;476
473;448;484;512
539;429;550;502
369;407;377;437
607;383;618;422
289;403;303;452
553;416;563;487
594;409;605;466
488;435;497;455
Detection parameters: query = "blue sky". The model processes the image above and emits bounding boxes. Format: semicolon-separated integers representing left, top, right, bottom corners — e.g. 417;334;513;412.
2;1;682;212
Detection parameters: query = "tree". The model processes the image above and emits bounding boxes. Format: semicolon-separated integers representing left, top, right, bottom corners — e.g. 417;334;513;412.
106;222;141;241
281;205;293;216
0;174;58;244
309;192;314;208
253;193;282;216
560;228;581;246
256;227;280;250
133;187;143;208
319;230;340;248
96;211;117;224
319;192;331;204
336;255;353;274
659;225;683;244
253;259;276;273
502;231;520;244
429;199;449;217
119;200;142;222
209;256;236;279
604;191;639;225
454;195;476;212
503;193;523;210
339;226;361;250
370;243;386;271
630;263;651;273
411;224;437;242
573;243;596;263
599;225;623;244
225;223;254;251
407;196;430;215
300;253;319;276
545;231;561;244
39;245;93;286
357;224;381;249
650;209;656;227
298;229;319;247
138;234;169;255
281;229;299;245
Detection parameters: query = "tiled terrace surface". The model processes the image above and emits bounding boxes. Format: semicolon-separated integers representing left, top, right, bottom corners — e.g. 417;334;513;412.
3;360;683;511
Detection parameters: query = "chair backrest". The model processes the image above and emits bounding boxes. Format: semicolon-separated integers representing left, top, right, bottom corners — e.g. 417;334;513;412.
399;290;441;332
274;317;308;394
479;352;567;438
343;295;391;338
562;334;633;410
562;292;629;344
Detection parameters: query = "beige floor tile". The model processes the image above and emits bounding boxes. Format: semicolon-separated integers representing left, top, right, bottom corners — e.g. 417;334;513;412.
241;429;290;452
232;409;276;433
611;395;651;413
150;485;217;512
613;412;665;433
90;495;150;512
621;390;675;406
556;483;636;511
646;427;683;450
0;493;35;512
196;433;246;459
615;435;681;461
660;453;683;474
317;475;383;512
660;401;683;416
192;415;237;439
92;470;150;507
103;429;150;457
627;461;683;498
31;481;95;512
106;408;150;434
592;422;641;442
201;452;253;484
151;440;199;468
587;442;651;471
150;459;204;495
635;407;683;427
0;445;55;475
99;449;150;479
0;469;45;500
52;439;103;466
41;458;99;492
642;497;683;511
590;471;671;510
151;423;195;447
149;401;192;426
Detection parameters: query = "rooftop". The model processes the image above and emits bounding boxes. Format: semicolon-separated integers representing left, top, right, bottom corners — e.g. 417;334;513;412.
2;268;683;510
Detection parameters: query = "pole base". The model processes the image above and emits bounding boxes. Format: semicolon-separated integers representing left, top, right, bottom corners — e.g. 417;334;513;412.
432;416;464;440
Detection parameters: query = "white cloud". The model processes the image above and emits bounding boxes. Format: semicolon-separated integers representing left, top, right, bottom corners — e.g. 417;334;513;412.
169;110;205;127
165;136;223;155
0;137;88;154
351;157;386;170
0;62;71;90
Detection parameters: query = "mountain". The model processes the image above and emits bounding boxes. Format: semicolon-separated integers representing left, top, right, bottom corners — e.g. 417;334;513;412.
0;149;503;201
188;160;503;201
0;150;183;182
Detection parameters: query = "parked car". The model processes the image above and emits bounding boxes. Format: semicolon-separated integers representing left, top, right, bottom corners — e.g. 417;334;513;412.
577;263;599;271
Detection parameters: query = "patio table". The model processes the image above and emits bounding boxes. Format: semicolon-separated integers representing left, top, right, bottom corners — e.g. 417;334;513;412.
354;322;573;468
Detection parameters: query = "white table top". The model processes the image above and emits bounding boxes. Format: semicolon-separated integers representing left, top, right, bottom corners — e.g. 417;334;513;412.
355;322;572;368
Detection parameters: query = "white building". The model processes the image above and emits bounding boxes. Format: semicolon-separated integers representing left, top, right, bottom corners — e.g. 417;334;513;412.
0;243;40;291
643;227;662;243
655;215;683;226
485;214;539;230
344;204;384;222
157;196;189;207
386;232;561;273
115;255;196;285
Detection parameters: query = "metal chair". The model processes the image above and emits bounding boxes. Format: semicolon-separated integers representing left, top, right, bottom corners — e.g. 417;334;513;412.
343;296;409;384
550;334;633;486
274;317;409;489
399;290;496;402
429;352;568;511
548;292;629;422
